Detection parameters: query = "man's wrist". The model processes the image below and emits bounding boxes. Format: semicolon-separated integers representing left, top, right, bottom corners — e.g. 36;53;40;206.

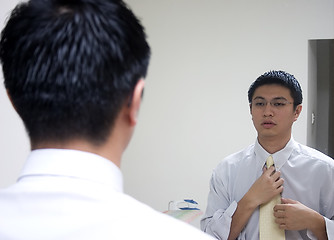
308;210;327;239
241;192;260;212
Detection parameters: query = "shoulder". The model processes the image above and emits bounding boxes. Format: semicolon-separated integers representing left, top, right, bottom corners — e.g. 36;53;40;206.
216;144;255;169
211;144;255;180
108;193;213;239
293;142;334;168
0;188;213;239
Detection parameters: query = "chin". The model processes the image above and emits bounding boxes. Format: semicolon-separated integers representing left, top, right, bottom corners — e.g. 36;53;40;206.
258;131;277;139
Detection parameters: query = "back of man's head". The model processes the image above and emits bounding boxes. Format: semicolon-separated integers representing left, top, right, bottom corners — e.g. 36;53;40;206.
0;0;150;146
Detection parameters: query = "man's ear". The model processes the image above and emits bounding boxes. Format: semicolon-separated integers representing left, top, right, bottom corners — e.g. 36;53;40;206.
293;104;302;122
128;79;145;126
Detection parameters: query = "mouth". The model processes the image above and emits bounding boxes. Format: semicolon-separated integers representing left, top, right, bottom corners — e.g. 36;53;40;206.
262;121;276;129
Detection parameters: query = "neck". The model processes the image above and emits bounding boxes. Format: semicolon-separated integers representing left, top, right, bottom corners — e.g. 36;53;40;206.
31;104;136;168
258;135;291;154
32;138;123;168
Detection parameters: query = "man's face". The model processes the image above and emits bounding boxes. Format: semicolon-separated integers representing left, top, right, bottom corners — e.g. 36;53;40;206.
250;84;302;143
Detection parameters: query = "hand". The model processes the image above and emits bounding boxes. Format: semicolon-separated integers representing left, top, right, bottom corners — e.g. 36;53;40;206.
228;167;283;240
274;198;327;239
244;166;284;208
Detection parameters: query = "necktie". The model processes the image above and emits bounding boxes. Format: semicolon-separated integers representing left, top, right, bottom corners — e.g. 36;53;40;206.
259;155;285;240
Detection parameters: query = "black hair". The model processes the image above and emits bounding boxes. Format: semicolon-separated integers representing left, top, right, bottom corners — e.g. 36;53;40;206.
248;70;303;108
0;0;150;145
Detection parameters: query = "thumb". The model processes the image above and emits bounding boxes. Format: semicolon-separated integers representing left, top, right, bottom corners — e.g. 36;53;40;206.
281;198;297;204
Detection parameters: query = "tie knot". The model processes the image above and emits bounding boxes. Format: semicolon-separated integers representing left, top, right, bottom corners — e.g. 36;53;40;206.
266;155;274;168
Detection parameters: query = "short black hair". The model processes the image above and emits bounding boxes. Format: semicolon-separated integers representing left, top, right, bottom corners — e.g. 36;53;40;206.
248;70;303;108
0;0;150;145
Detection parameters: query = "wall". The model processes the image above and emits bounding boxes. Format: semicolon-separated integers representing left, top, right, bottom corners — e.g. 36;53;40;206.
0;1;30;188
1;0;334;222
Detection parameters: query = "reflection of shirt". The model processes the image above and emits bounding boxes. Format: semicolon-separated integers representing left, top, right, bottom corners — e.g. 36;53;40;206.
0;149;213;240
201;138;334;240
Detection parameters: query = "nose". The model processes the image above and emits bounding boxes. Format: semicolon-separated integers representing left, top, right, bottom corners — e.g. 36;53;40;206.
263;102;274;116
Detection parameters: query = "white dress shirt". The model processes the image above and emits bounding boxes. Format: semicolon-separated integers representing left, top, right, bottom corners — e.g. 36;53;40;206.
0;149;213;240
201;138;334;240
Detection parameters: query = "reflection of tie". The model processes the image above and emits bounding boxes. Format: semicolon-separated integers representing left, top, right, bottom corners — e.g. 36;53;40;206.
259;155;285;240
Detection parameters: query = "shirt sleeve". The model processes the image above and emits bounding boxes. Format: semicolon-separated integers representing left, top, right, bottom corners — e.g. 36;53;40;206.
305;217;334;240
324;161;334;240
307;161;334;240
201;167;237;240
325;214;334;239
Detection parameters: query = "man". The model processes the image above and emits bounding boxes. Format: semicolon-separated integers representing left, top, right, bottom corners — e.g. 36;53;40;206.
201;70;334;239
0;0;213;239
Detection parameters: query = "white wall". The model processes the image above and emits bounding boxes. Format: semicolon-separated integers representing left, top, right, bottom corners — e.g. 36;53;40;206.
0;1;30;188
1;0;334;221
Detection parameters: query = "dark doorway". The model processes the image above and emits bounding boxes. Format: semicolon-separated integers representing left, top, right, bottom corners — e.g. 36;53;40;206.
307;39;334;158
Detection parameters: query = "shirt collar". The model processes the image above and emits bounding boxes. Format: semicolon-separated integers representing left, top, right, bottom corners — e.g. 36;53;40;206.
255;137;297;170
18;149;123;192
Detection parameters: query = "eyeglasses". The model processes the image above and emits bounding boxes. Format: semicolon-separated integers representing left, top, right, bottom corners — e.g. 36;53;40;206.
251;98;293;109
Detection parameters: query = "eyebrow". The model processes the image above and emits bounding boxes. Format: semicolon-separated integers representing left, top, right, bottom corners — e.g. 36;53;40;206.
252;96;288;101
253;96;265;100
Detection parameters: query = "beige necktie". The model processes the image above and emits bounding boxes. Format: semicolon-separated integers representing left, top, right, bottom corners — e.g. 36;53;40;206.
259;155;285;240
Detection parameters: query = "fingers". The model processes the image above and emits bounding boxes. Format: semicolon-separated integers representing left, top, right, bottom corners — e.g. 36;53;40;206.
275;184;284;195
281;198;297;204
273;199;299;215
272;171;282;183
264;166;276;176
274;205;285;216
274;204;285;212
264;166;281;178
256;166;284;205
268;168;284;195
274;205;287;228
274;199;299;212
264;166;283;187
274;211;285;224
274;177;284;189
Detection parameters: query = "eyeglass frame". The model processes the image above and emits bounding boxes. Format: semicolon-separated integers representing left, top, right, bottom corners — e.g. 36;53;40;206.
250;97;294;109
